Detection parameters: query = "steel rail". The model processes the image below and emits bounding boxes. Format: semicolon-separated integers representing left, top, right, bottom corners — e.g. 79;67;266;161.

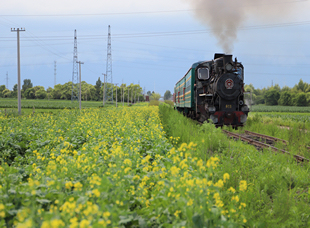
222;130;308;163
245;130;310;151
244;130;288;144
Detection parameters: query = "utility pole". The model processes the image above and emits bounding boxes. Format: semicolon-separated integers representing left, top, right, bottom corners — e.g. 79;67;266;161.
54;61;57;86
122;80;124;106
128;87;129;106
144;87;146;101
77;61;84;110
102;73;106;106
122;79;123;105
115;83;118;107
11;28;25;115
250;90;253;110
138;80;140;102
131;87;133;104
6;72;8;89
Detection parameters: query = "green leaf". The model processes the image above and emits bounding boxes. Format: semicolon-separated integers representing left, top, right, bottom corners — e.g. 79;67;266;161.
36;199;51;204
192;214;203;228
119;215;134;225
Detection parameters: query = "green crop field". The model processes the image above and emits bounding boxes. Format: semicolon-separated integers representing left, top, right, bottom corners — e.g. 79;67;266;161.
1;104;309;227
250;104;310;113
0;98;106;109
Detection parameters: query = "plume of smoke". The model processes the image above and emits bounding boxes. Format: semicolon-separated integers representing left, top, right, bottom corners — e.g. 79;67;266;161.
185;0;298;53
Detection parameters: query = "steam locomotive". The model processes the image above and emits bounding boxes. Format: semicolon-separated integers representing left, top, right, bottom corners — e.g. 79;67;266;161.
174;53;249;127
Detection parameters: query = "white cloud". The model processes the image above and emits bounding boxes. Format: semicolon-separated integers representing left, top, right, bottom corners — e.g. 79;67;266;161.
1;0;188;15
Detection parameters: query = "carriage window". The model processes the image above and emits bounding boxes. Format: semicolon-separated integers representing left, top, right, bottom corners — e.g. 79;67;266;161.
198;68;209;80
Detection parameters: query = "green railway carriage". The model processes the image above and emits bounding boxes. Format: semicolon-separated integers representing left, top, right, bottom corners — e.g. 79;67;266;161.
174;62;202;112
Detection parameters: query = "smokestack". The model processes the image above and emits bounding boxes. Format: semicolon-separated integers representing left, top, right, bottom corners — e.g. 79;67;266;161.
185;0;299;53
223;55;233;66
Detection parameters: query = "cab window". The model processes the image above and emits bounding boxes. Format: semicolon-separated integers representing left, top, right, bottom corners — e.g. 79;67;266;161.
235;68;243;80
198;68;209;80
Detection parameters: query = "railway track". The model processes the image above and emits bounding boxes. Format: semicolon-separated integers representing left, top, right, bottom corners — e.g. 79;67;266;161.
222;130;309;163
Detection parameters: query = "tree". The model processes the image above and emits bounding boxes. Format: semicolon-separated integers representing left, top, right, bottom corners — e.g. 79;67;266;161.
61;82;74;100
2;89;12;98
12;84;17;98
35;87;47;99
272;84;281;92
47;87;53;100
126;83;143;103
22;79;33;97
244;84;257;105
24;88;36;99
278;91;292;106
164;90;172;100
150;93;161;101
0;85;6;98
294;92;308;106
95;77;102;101
264;89;280;105
23;86;47;99
147;91;152;96
51;84;63;99
81;82;96;101
294;79;308;92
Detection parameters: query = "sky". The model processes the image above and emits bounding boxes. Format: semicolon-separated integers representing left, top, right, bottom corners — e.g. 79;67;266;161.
1;0;310;95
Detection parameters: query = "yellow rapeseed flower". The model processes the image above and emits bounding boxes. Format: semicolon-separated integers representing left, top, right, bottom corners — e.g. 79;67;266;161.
187;198;193;206
239;180;247;192
223;173;230;182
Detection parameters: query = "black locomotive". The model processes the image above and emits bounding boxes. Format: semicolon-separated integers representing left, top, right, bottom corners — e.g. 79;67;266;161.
174;53;249;127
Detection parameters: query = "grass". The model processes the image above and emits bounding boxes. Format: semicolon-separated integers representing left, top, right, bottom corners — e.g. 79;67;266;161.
159;105;310;227
240;113;310;158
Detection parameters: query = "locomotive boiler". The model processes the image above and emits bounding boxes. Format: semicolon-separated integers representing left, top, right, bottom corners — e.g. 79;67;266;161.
174;53;249;127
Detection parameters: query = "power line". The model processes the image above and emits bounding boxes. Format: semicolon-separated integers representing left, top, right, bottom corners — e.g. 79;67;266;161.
1;20;310;42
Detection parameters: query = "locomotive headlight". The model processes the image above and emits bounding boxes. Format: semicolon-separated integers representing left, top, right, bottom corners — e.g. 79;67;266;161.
207;106;216;114
240;114;247;123
210;114;218;123
225;63;233;71
241;105;249;112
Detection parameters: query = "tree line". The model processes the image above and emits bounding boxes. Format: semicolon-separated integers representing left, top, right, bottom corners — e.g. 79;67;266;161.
0;78;145;102
244;79;310;106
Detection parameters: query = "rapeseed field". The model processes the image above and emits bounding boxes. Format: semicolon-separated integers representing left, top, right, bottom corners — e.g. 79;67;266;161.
0;107;247;227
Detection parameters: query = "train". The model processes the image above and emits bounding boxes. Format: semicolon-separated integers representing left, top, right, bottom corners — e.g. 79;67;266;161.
173;53;249;127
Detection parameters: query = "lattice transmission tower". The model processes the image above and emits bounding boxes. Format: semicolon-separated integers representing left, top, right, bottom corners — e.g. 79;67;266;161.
104;25;113;103
71;29;79;101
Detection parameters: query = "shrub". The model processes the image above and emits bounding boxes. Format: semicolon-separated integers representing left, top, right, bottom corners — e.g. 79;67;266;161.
148;100;159;106
164;100;174;106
